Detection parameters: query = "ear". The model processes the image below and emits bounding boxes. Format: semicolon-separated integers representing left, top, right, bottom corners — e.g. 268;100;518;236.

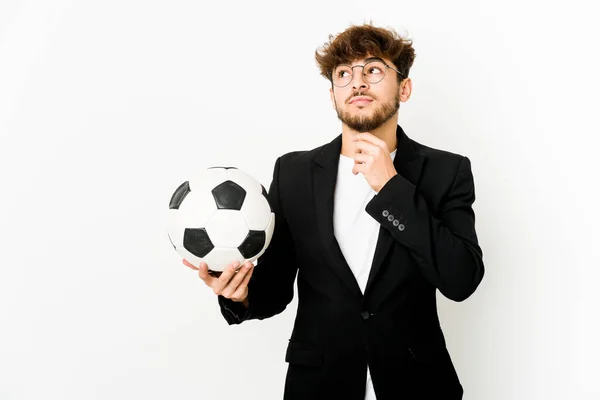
329;87;337;110
399;78;412;103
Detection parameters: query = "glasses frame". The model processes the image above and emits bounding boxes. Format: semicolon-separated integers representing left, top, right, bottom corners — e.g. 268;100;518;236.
329;58;405;88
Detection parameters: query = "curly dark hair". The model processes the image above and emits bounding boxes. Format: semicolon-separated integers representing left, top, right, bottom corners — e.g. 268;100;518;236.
315;23;416;84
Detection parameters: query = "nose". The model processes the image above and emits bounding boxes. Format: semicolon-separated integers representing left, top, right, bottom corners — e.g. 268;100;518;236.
351;67;370;90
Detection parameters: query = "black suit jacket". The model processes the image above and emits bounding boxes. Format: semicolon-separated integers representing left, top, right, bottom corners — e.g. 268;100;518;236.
218;125;485;400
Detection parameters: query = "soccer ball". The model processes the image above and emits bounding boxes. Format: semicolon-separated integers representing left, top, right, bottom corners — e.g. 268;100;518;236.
167;166;275;274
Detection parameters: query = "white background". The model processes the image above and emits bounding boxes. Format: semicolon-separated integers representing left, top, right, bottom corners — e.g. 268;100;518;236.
1;1;598;399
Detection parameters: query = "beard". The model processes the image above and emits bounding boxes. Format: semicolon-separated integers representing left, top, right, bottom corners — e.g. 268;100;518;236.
335;91;400;133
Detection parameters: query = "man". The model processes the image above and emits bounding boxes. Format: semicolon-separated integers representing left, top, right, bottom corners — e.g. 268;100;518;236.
183;23;484;400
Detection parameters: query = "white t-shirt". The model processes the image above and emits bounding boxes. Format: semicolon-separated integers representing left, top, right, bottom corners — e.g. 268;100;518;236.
333;149;397;400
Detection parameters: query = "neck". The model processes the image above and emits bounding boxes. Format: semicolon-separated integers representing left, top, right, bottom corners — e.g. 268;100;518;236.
340;116;398;157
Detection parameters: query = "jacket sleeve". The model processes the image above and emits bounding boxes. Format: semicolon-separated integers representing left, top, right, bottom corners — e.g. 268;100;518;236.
218;156;299;324
365;156;484;302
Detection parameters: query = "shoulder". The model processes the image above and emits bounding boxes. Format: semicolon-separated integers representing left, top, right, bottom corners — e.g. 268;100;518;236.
413;139;466;164
410;138;472;177
405;136;477;206
402;136;477;214
276;141;330;169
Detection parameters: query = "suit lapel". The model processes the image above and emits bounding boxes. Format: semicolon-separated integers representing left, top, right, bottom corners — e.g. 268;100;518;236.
364;126;425;294
314;134;363;297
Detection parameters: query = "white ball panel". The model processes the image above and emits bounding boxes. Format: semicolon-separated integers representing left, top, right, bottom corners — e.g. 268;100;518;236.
166;209;184;249
249;250;264;265
188;168;229;193
205;210;249;247
264;213;275;252
177;190;217;228
227;168;261;194
203;248;244;272
179;247;203;268
240;191;272;231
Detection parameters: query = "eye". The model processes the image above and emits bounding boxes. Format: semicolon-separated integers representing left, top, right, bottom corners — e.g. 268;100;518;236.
335;67;352;78
366;66;384;75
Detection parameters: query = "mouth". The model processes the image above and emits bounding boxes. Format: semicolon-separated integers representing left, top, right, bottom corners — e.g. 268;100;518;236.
349;96;374;105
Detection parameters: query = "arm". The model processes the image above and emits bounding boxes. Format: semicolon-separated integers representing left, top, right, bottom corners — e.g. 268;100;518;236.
218;156;299;324
365;156;484;302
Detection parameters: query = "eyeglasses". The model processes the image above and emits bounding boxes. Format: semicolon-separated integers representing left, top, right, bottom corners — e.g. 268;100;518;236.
330;59;404;88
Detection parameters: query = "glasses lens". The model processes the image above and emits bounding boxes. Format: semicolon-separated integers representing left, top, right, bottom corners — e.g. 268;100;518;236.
363;61;386;84
332;65;352;87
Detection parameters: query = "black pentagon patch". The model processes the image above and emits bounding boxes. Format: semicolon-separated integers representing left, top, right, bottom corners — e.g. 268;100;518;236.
183;228;214;258
167;232;176;250
169;181;190;209
212;181;246;210
238;230;266;258
261;185;274;212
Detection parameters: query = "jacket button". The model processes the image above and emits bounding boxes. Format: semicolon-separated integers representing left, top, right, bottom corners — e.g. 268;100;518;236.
387;215;394;222
398;224;406;231
382;210;389;217
392;219;400;226
361;311;370;320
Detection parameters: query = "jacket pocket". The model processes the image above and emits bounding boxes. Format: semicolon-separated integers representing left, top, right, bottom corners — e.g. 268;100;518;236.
285;341;325;367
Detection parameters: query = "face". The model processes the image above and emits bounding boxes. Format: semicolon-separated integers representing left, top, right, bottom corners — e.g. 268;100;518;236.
329;56;411;133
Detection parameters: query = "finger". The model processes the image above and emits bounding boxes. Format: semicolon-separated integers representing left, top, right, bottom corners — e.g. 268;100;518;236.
231;263;254;300
354;132;387;149
223;262;254;298
353;153;372;165
182;259;199;270
222;262;251;295
352;163;366;175
198;262;214;285
212;261;241;295
354;140;380;156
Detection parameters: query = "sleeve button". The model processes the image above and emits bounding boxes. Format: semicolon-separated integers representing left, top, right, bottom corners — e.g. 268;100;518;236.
382;210;389;217
398;224;406;231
